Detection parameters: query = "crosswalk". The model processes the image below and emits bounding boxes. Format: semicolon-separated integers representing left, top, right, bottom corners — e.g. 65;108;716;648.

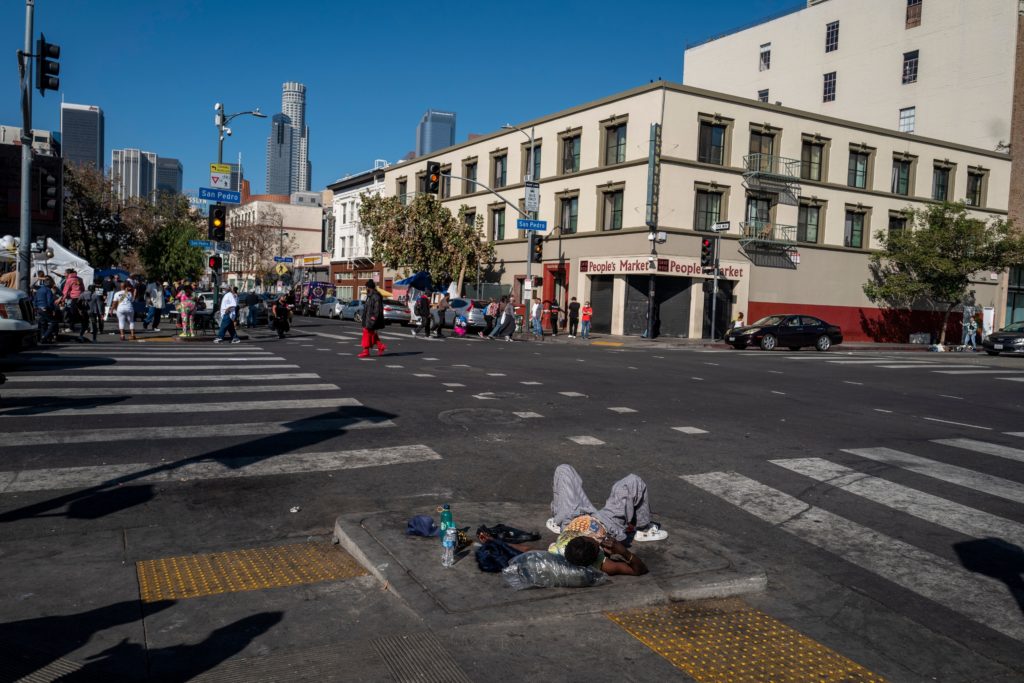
735;351;1024;382
682;434;1024;642
0;343;432;486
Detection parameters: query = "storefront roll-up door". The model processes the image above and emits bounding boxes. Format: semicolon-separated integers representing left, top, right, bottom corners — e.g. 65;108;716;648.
589;275;614;334
624;276;649;335
702;279;733;339
655;276;692;338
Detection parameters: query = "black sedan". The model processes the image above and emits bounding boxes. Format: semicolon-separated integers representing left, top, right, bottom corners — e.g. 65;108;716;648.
726;314;843;351
982;321;1024;356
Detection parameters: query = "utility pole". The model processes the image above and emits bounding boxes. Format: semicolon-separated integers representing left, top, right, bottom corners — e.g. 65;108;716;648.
644;123;662;339
524;126;535;304
17;0;34;294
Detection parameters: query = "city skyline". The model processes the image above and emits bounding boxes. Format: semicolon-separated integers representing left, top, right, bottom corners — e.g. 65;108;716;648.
416;109;456;157
0;0;804;194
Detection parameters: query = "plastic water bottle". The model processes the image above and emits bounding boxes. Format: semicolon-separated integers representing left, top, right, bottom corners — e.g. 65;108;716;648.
441;527;457;568
439;504;453;533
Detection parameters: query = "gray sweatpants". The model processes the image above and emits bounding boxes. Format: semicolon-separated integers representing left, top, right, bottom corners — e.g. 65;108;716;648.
550;464;652;541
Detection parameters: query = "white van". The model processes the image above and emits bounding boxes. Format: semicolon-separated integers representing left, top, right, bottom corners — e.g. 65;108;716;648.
0;285;37;354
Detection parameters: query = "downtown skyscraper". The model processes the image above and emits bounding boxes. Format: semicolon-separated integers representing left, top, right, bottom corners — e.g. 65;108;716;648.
415;109;456;156
265;82;311;194
60;102;104;169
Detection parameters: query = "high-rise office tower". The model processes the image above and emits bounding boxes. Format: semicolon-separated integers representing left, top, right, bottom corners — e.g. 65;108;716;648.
60;103;104;169
155;157;183;195
415;110;456;156
111;148;157;201
265;82;311;194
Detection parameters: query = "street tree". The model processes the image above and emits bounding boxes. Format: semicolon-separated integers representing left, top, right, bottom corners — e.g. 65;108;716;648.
137;193;206;282
863;202;1024;345
62;163;141;267
359;193;493;290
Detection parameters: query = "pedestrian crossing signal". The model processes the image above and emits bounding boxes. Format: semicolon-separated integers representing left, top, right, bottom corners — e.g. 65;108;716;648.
208;255;222;271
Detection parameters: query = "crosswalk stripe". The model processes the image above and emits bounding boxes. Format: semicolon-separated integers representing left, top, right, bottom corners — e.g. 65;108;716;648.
933;370;1024;375
4;364;299;371
3;373;320;383
22;350;272;356
878;364;978;369
5;383;339;398
932;438;1024;464
1;415;393;447
0;397;360;418
998;377;1024;382
680;471;1024;642
770;457;1024;547
843;447;1024;504
827;359;934;365
0;444;439;493
19;356;285;363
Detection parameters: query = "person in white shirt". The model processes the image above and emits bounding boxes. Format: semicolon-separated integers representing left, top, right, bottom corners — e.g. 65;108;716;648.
215;287;240;343
111;282;136;341
144;280;165;332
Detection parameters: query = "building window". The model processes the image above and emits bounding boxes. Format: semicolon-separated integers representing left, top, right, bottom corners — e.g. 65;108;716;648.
759;42;771;71
490;207;505;241
492;154;507;188
561;134;581;174
1006;266;1024;324
888;213;907;235
464;211;476;229
757;89;769;103
748;130;775;171
397;179;408;205
906;0;922;28
694;190;723;231
902;50;919;84
604;123;627;165
848;150;870;188
797;204;820;244
440;165;452;199
823;71;837;102
801;140;824;181
698;122;727;165
825;21;839;52
601;189;624;231
523;144;541;181
966;169;986;206
932;165;950;201
891;158;912;195
898;107;916;133
559;196;578;234
463;160;478;194
745;194;772;229
844;210;865;248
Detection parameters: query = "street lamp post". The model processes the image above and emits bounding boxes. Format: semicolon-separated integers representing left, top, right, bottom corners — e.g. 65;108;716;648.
501;123;536;303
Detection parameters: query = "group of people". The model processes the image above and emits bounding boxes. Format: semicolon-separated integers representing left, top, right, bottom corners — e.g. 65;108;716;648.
405;292;596;342
29;269;148;343
529;296;593;340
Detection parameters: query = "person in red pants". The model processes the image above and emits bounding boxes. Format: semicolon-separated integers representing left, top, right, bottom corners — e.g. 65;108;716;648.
359;279;387;358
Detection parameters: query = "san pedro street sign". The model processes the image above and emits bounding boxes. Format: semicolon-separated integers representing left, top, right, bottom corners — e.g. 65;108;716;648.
516;218;547;232
198;187;241;204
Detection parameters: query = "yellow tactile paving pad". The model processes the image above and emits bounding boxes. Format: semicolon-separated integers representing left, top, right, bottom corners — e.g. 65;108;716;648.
136;542;367;602
607;599;886;683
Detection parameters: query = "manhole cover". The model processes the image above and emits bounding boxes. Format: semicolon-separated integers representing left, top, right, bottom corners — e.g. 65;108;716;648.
438;408;521;426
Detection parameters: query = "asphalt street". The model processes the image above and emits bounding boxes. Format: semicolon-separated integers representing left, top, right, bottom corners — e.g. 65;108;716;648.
1;316;1023;681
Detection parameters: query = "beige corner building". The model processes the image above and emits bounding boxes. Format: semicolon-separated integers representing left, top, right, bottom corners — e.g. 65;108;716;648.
380;80;1008;341
683;0;1024;328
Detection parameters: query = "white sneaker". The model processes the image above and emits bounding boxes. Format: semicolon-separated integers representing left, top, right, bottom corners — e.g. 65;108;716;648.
153;328;160;332
633;523;667;542
545;518;561;535
231;338;241;344
213;338;222;343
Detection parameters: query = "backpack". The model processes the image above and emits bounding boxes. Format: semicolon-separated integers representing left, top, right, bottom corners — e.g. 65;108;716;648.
475;539;523;572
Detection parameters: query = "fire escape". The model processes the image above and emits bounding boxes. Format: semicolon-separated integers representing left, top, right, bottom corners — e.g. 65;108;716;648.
740;153;801;265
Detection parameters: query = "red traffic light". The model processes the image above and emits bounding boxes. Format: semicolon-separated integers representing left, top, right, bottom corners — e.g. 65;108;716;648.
208;255;222;270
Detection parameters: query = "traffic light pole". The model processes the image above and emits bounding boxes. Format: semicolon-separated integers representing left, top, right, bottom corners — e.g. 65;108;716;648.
16;0;34;294
710;235;721;342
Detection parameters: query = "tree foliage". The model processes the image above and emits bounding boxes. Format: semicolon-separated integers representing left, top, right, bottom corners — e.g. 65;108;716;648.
227;205;296;287
137;193;206;282
863;202;1024;344
359;193;493;288
62;163;142;267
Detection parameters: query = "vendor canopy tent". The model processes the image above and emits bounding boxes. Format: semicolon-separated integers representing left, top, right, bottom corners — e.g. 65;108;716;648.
0;236;94;286
395;271;433;292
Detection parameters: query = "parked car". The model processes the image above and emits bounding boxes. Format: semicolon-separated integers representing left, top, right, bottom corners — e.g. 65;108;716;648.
0;285;37;354
382;298;412;326
727;314;843;351
317;296;344;319
341;300;364;321
982;321;1024;356
443;298;489;329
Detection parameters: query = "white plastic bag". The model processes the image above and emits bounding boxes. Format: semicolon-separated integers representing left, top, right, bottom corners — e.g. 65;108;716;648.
501;551;606;590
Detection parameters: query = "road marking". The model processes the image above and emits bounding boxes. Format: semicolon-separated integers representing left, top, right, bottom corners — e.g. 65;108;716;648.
568;435;605;445
442;383;465;387
413;373;435;378
843;381;863;386
514;411;542;419
453;364;471;368
843;447;1024;504
771;457;1024;547
767;370;784;374
424;357;439;361
932;438;1024;463
18;356;285;363
0;416;394;448
703;362;719;366
934;369;1024;375
771;390;786;395
5;364;300;371
137;542;367;602
680;471;1024;643
922;417;991;430
386;364;404;368
608;407;637;414
874;408;893;413
591;341;623;347
520;381;542;385
0;397;361;418
938;394;963;400
559;391;586;398
487;373;506;376
4;383;338;398
691;377;704;381
673;426;708;435
2;372;321;383
878;364;977;369
22;351;274;358
827;359;933;365
472;392;498;400
997;377;1024;382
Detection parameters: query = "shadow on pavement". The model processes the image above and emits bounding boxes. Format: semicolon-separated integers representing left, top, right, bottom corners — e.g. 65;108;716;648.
954;537;1024;617
0;395;130;416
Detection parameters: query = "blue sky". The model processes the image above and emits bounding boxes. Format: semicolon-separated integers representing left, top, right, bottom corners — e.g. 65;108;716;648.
2;0;801;194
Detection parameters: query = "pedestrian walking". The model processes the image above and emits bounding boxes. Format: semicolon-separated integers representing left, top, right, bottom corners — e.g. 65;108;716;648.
33;278;58;343
84;284;103;342
175;284;196;337
531;297;544;339
413;291;431;337
143;279;165;332
480;298;498;338
580;301;593;339
487;295;508;340
567;297;580;338
964;315;979;352
359;279;387;357
111;282;137;341
549;299;561;337
433;293;450;338
59;268;84;334
215;286;240;344
245;291;259;329
270;294;290;338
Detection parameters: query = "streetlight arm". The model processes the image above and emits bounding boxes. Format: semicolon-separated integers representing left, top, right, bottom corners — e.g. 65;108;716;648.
441;174;532;219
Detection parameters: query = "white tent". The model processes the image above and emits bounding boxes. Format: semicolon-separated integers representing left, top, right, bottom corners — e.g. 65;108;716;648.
0;235;93;286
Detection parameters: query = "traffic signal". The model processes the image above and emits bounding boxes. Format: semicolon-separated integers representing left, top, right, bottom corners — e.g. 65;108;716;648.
426;161;441;194
700;238;714;270
531;238;543;263
35;34;60;96
208;204;226;241
39;168;58;211
208;255;222;271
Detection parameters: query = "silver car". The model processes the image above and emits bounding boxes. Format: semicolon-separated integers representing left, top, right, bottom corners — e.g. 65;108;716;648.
341;300;364;321
444;298;489;329
316;296;344;318
383;298;412;326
